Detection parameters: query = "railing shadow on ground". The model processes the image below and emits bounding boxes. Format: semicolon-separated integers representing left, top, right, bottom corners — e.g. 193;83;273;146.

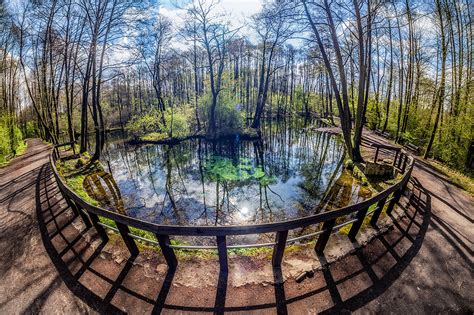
36;161;432;314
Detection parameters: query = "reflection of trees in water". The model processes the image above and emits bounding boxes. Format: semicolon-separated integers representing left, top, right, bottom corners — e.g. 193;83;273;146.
83;170;126;215
197;140;208;224
102;122;349;225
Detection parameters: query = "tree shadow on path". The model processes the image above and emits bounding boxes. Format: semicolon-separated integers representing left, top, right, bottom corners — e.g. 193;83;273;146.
36;162;432;314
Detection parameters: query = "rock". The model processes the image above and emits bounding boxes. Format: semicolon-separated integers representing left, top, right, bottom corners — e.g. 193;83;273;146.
114;256;124;264
156;264;168;275
295;272;307;283
365;161;394;177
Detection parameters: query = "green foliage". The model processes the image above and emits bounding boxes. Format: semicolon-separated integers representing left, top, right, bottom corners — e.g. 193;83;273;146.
199;92;244;136
352;164;368;186
365;90;473;173
126;107;192;140
25;121;37;138
344;159;354;171
167;107;192;138
141;132;168;142
204;156;276;186
365;98;382;130
65;174;100;206
125;109;162;137
0;114;25;165
399;131;416;144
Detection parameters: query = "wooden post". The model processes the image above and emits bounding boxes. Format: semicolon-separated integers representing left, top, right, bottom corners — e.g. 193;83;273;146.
63;194;79;217
374;147;379;163
315;219;336;254
156;234;177;269
386;189;402;215
401;154;408;173
370;197;388;227
116;222;139;257
272;230;288;267
217;236;228;273
72;202;92;229
89;212;109;242
348;206;369;241
396;152;403;169
393;151;399;166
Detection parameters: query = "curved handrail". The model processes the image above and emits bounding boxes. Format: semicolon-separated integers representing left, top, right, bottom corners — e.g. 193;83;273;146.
50;145;415;271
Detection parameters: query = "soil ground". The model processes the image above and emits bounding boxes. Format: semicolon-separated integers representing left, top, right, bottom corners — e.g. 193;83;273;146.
0;135;472;314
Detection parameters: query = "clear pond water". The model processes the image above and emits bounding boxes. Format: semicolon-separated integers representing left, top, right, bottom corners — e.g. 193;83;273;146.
98;121;371;227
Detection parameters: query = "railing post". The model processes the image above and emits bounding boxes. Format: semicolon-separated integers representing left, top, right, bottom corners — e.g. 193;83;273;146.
374;147;379;163
88;212;108;242
116;222;139;257
62;192;79;217
217;236;228;273
71;201;93;229
401;154;408;173
386;189;402;215
397;152;404;169
348;206;369;241
156;234;177;269
370;197;388;227
272;230;288;267
393;151;399;166
315;219;336;254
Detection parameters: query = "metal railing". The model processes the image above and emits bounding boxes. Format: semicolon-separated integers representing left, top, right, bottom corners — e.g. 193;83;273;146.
50;144;414;272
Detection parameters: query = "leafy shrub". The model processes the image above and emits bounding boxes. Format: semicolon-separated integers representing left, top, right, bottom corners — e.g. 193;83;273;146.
0;114;25;164
199;92;244;136
125;109;162;137
399;131;416;144
167;108;191;138
25;121;37;138
126;107;191;139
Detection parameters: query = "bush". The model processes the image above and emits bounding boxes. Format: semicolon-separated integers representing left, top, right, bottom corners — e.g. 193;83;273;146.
0;114;25;164
167;108;191;138
199;92;244;136
125;109;162;137
25;121;37;138
399;131;416;145
126;107;191;139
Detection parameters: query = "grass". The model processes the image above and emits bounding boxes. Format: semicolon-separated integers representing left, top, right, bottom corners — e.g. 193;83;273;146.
140;132;168;142
427;160;474;197
0;140;28;168
338;202;389;235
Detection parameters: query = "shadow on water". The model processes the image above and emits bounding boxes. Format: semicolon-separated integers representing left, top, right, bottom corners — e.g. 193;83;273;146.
36;160;434;313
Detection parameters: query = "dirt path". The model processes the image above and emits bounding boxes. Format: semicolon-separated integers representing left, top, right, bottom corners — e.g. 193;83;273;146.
0;139;91;314
0;136;472;314
354;131;473;313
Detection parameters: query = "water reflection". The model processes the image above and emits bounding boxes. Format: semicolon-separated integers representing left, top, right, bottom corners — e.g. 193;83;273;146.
98;121;369;227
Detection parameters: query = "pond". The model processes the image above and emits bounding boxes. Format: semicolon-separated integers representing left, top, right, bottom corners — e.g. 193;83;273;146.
97;120;372;230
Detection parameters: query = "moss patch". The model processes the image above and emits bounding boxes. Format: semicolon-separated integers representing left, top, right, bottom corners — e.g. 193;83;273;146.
338;202;390;235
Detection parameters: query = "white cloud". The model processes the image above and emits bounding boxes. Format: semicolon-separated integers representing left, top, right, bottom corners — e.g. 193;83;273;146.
158;0;263;39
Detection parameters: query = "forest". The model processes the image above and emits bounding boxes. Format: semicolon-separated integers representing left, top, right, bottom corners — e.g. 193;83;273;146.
0;0;472;174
